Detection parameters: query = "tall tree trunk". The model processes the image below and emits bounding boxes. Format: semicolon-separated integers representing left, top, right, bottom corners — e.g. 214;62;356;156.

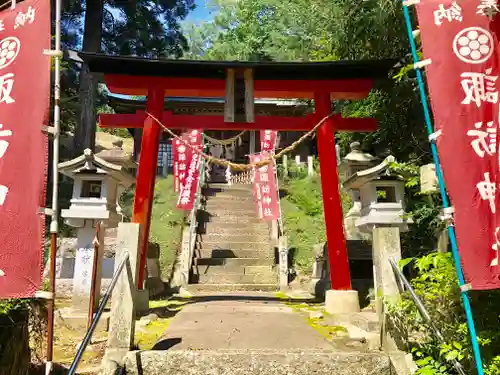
73;0;104;156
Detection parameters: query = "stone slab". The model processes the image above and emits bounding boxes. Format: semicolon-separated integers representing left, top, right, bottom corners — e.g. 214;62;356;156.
158;292;332;350
123;350;390;375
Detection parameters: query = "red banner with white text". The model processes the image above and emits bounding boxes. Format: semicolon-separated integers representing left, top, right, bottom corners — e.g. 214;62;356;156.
173;130;202;194
0;0;50;298
260;130;278;152
250;153;280;221
176;130;202;210
416;1;500;289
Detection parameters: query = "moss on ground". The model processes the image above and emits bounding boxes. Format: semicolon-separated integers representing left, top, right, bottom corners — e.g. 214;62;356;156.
277;296;348;341
135;319;173;350
135;298;190;350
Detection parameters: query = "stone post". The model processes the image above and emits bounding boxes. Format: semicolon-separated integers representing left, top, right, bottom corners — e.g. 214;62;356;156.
278;236;288;291
282;155;288;177
71;220;105;312
295;155;301;166
372;226;402;318
307;156;314;176
105;222;141;368
162;152;168;177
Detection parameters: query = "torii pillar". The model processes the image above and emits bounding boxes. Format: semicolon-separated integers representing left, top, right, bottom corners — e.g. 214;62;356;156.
315;92;352;292
132;87;164;288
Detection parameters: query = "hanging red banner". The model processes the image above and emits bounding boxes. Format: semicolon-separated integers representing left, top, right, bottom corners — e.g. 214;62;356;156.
173;130;202;193
260;130;278;152
249;152;280;221
416;1;500;289
176;130;202;210
0;0;50;298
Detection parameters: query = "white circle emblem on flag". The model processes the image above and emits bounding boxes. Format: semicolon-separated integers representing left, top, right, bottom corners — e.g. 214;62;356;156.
453;27;493;64
0;37;20;70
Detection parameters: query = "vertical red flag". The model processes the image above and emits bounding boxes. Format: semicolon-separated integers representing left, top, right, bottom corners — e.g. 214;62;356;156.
416;1;500;289
0;0;50;298
250;152;280;221
176;129;202;210
260;130;278;152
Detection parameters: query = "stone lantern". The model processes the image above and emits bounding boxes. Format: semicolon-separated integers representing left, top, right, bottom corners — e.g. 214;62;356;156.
342;155;412;233
58;147;135;311
339;142;377;240
95;139;137;218
342;155;412;319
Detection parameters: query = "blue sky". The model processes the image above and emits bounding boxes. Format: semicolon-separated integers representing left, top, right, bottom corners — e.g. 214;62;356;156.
184;0;215;23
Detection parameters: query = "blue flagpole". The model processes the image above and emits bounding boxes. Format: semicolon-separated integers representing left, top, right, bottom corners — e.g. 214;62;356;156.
400;2;484;374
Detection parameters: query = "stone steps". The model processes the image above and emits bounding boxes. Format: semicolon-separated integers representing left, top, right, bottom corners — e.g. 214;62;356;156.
204;222;269;231
207;217;266;225
203;191;255;200
122;350;390;375
194;272;278;285
205;209;258;218
186;283;278;292
194;257;273;267
207;184;253;191
201;233;269;243
194;264;274;276
204;202;256;210
197;248;275;259
198;242;272;252
189;182;277;291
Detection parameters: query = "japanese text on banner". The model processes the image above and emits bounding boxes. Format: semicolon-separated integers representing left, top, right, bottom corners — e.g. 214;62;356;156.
416;0;500;289
0;0;50;298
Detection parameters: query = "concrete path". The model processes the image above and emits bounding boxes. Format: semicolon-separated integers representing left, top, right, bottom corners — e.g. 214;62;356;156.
156;292;332;351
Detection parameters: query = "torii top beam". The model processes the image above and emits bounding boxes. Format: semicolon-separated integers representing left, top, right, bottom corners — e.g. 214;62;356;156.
73;52;396;100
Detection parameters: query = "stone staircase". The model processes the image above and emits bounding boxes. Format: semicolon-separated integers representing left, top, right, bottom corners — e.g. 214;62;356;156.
189;183;278;292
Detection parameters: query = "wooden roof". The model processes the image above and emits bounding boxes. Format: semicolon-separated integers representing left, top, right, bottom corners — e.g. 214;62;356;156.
75;52;396;81
71;51;397;99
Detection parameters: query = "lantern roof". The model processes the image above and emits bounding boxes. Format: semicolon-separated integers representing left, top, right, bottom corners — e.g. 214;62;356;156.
343;155;403;190
58;149;135;188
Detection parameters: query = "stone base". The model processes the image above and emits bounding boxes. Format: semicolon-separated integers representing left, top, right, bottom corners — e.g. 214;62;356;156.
136;289;150;316
325;290;360;314
56;308;110;332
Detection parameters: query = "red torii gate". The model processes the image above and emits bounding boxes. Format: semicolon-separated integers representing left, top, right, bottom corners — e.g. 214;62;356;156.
75;52;395;292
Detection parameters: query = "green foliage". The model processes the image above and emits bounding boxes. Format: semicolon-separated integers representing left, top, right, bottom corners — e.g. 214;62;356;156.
388;161;444;257
120;177;186;278
0;299;29;316
390;252;500;374
279;158;351;273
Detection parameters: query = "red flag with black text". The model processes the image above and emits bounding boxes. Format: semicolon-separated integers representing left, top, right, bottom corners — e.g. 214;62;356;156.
0;0;50;298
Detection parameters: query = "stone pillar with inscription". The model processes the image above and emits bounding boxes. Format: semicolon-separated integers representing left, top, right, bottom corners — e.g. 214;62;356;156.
58;147;135;313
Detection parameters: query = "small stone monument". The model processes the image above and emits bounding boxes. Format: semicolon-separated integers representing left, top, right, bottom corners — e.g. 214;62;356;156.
58;147;135;312
343;155;412;318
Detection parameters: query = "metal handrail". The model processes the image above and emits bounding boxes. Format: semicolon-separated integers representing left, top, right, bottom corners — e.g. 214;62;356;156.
389;258;466;375
67;252;130;375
